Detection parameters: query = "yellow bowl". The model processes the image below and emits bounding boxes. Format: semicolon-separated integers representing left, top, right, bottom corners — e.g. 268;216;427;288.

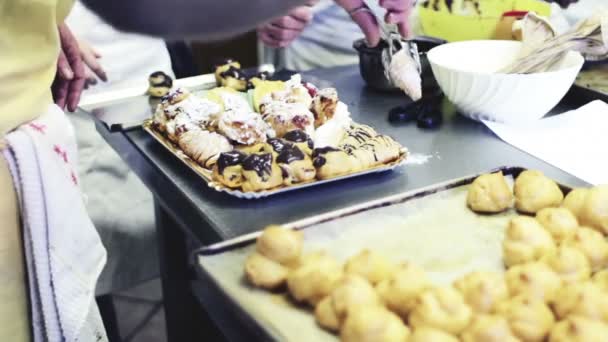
419;0;551;42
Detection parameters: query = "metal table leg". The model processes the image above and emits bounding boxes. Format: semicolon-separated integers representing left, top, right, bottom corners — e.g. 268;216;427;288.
154;201;225;341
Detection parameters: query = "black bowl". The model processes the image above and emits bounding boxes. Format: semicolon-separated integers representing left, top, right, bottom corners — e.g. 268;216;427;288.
353;36;447;92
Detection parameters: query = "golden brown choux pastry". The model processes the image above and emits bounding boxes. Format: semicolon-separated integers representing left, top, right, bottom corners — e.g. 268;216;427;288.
461;314;520;342
535;207;578;243
408;328;459;342
561;188;590;220
503;216;556;267
344;250;396;285
409;286;473;335
549;316;608;342
552;282;608;322
256;225;303;266
340;305;410;342
315;296;340;332
579;185;608;235
592;270;608;292
505;262;562;303
330;274;381;322
563;226;608;272
540;246;591;284
287;252;342;306
376;262;430;319
494;295;555;342
244;253;289;290
453;271;509;313
514;170;564;214
466;172;513;213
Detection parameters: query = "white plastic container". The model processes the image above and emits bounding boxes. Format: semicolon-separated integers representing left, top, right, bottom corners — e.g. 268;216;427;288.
428;40;584;123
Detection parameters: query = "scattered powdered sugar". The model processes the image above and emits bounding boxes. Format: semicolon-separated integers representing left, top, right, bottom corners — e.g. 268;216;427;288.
404;153;433;165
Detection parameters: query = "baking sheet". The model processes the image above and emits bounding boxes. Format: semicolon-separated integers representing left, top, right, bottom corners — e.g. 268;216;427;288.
195;167;557;341
143;120;408;199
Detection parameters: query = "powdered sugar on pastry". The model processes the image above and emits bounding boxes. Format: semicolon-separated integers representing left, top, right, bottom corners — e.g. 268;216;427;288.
219;109;275;145
178;130;233;166
261;102;315;138
260;74;313;109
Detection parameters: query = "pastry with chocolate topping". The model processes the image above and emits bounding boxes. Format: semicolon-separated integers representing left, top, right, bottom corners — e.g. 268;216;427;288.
313;147;362;179
276;146;316;185
311;88;338;127
213;150;247;188
261;102;315;138
283;130;314;156
219;65;248;91
214;58;241;85
237;143;273;155
241;153;283;192
147;71;173;98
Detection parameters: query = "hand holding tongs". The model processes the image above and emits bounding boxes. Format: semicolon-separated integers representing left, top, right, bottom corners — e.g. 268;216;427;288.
348;4;422;82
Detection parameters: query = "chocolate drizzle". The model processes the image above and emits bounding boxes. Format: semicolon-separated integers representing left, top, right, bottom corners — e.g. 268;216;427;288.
242;153;273;178
217;151;247;174
313;156;327;168
267;138;292;154
345;127;374;144
149;71;173;88
283;130;314;149
277;147;305;164
220;66;247;80
312;146;340;159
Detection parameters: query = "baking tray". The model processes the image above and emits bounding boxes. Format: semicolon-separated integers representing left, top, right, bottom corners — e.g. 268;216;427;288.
193;166;574;341
143;119;408;199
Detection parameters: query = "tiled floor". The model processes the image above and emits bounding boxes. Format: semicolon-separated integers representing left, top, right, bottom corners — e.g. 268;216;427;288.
113;278;167;342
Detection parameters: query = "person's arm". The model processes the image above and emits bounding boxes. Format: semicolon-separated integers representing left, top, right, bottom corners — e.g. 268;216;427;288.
81;0;310;41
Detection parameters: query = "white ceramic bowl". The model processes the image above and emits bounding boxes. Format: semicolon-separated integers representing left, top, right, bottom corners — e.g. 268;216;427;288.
427;40;584;123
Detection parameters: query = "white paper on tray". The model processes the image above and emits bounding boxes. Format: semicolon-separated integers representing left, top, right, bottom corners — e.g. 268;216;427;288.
484;100;608;185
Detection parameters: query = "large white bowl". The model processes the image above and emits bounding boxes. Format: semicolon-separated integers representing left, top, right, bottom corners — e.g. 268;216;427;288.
427;40;584;123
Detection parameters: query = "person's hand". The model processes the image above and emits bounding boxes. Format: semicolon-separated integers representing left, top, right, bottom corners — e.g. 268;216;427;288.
76;38;107;89
52;24;86;112
335;0;416;47
258;1;318;48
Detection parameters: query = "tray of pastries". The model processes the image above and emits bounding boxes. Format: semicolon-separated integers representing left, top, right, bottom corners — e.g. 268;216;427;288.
143;61;408;199
195;166;608;341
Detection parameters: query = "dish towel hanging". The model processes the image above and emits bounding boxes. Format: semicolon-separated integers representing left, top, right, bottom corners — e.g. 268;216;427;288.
2;104;108;342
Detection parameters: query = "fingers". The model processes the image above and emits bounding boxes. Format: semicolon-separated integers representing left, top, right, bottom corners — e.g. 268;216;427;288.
58;24;86;112
272;14;309;31
56;50;74;80
67;75;85;112
379;0;412;12
52;76;69;110
350;9;381;47
384;11;411;38
258;30;283;48
81;50;107;82
288;6;314;23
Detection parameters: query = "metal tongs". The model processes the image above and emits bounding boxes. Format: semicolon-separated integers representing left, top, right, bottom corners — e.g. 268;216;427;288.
349;5;422;84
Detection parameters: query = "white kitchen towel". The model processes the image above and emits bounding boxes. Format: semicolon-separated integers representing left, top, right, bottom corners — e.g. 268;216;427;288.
484;100;608;185
2;104;108;342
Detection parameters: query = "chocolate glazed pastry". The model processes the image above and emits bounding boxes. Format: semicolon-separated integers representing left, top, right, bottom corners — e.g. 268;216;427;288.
277;146;316;185
213;151;247;188
267;138;293;157
283;130;314;156
148;71;173;98
219;66;248;91
241;153;283;192
312;147;361;179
